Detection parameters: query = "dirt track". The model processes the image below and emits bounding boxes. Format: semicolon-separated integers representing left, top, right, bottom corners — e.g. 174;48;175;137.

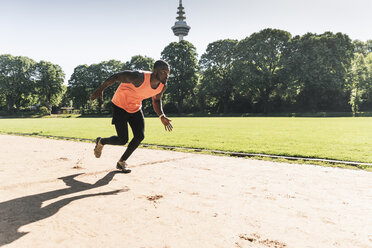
0;134;371;248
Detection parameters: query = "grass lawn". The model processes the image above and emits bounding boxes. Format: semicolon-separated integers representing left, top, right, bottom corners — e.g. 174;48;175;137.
0;117;371;163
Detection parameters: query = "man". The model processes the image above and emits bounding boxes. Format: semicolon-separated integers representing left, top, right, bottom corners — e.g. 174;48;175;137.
89;60;172;173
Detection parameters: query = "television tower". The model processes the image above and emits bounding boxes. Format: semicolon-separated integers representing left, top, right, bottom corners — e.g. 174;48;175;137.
171;0;191;41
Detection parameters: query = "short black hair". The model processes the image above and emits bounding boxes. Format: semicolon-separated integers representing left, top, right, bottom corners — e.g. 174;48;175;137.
153;60;169;70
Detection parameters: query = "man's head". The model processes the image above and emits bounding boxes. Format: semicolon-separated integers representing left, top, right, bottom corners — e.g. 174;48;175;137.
153;60;170;84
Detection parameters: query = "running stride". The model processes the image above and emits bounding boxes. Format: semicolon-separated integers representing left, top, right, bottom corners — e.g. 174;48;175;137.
89;60;172;172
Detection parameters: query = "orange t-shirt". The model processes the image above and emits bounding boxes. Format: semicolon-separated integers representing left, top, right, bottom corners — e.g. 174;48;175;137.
112;71;164;113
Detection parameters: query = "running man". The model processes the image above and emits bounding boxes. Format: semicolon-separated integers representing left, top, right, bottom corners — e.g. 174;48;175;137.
89;60;172;173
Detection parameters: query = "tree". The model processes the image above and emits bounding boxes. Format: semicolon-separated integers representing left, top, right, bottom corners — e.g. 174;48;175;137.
199;39;238;113
353;40;368;56
34;61;65;112
87;60;124;113
235;29;291;113
358;53;372;111
161;40;199;113
68;60;124;113
0;54;37;111
367;40;372;54
68;65;91;110
353;40;372;55
283;32;354;112
348;53;368;114
127;55;154;71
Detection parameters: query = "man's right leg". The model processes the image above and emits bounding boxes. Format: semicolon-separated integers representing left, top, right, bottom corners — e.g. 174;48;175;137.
101;123;129;145
94;122;129;158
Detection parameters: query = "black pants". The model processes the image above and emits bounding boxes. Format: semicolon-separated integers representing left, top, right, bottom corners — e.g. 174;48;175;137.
100;104;144;161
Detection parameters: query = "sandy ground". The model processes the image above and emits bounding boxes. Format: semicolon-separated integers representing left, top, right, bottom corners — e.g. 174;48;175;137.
0;135;371;248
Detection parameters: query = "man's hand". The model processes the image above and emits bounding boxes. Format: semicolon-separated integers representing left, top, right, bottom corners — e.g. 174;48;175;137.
160;116;173;131
90;89;103;101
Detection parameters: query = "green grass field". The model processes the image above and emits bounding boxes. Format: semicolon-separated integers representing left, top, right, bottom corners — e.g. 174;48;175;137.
0;117;371;163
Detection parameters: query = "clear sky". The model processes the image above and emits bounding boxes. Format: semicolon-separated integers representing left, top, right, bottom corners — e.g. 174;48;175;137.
1;0;371;83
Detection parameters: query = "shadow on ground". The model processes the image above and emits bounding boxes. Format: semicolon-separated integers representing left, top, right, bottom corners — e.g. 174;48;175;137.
0;171;128;246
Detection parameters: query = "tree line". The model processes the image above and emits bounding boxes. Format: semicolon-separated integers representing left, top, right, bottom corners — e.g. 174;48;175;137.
0;55;65;114
1;28;371;115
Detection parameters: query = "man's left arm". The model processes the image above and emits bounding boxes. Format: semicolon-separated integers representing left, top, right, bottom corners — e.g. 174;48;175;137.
152;86;173;132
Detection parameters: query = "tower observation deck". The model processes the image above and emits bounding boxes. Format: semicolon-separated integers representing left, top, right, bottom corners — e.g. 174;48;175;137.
171;0;191;41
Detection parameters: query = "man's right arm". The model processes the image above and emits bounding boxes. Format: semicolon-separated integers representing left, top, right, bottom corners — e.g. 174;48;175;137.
90;71;142;101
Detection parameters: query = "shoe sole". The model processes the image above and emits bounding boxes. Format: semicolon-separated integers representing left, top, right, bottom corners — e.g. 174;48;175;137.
94;137;102;158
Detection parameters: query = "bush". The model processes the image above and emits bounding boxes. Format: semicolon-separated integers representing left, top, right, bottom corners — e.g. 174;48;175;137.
38;106;50;115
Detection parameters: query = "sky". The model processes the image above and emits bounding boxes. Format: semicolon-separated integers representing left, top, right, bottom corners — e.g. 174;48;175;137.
1;0;371;83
